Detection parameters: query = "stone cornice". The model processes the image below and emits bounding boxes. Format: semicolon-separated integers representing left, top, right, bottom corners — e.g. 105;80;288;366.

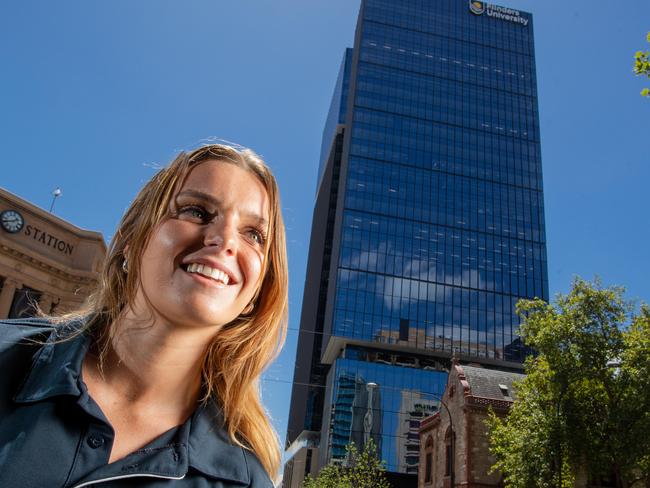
419;411;441;431
0;187;106;245
0;244;97;285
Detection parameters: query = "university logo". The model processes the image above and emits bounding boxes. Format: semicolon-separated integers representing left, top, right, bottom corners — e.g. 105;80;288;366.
469;1;485;15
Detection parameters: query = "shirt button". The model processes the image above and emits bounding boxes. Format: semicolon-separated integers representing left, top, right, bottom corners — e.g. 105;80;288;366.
87;435;105;449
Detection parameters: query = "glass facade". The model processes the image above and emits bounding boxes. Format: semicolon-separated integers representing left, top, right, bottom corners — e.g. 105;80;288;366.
286;0;547;482
318;48;354;192
321;355;446;473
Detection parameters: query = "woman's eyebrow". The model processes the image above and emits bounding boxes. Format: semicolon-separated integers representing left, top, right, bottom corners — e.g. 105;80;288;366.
176;189;219;206
176;189;268;228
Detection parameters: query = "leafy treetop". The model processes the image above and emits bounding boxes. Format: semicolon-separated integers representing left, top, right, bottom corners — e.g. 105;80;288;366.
302;439;391;488
633;32;650;97
487;278;650;488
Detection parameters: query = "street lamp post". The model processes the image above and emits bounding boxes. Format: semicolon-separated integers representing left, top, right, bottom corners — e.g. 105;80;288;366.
49;187;62;213
364;382;378;448
438;398;455;488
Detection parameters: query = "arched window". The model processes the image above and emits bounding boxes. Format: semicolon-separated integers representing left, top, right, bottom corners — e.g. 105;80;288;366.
444;426;453;477
424;436;434;483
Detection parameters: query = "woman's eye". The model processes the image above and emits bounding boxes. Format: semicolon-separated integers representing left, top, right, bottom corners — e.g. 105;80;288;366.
178;205;209;222
247;229;266;246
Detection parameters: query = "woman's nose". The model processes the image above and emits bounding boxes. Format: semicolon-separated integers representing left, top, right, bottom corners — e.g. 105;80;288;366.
203;220;236;255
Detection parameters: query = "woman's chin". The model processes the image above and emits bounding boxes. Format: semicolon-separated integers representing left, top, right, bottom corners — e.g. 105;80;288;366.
167;305;240;331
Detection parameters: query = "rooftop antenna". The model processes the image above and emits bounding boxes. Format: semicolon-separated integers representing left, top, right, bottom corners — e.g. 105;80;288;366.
49;187;62;213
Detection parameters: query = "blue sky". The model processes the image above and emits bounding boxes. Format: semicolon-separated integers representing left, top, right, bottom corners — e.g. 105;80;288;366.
1;0;648;447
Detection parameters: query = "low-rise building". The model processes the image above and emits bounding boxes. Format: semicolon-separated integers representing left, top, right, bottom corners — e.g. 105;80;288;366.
418;361;523;488
0;188;106;319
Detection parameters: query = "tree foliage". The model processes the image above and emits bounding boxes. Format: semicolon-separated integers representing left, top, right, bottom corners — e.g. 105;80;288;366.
634;32;650;97
487;278;650;488
302;439;391;488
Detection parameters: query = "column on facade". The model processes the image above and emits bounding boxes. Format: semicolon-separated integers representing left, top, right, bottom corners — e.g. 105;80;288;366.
0;278;20;319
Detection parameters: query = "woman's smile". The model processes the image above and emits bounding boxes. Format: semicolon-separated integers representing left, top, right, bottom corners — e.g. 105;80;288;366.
184;263;231;286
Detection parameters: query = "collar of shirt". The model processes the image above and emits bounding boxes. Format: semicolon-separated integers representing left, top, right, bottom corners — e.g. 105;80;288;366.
13;328;252;486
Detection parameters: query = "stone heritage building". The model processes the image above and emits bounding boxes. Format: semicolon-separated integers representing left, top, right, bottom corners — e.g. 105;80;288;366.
418;361;523;488
0;188;106;320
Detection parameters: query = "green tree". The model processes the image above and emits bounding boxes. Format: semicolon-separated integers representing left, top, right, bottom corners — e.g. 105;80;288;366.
487;278;650;488
634;32;650;97
303;439;391;488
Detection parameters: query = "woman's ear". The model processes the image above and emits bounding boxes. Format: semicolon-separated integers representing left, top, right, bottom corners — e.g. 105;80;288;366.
122;245;130;274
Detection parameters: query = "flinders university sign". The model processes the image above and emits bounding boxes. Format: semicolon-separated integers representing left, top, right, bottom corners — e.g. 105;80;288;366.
469;1;529;26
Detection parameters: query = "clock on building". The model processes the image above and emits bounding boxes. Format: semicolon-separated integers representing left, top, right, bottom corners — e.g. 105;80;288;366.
1;209;25;233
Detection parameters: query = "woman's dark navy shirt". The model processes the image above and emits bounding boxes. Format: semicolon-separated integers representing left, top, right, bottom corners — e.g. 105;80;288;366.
0;318;274;487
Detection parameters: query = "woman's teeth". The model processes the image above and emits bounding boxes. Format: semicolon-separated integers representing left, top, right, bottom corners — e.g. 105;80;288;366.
186;263;230;285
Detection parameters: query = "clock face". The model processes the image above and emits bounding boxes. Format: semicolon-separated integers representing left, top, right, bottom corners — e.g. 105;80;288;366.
1;210;24;234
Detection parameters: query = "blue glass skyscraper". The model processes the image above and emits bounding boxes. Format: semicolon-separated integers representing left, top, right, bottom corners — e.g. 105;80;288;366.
285;0;547;485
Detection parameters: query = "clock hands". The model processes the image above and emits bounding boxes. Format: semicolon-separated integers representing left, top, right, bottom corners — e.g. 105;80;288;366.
1;210;24;233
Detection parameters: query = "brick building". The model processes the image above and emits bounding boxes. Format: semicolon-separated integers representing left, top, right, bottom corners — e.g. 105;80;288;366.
418;362;524;488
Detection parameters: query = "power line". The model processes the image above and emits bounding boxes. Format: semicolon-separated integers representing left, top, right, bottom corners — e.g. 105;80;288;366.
259;374;448;396
282;324;523;337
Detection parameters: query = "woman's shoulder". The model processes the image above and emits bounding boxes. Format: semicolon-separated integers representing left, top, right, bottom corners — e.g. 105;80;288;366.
188;401;276;488
0;318;58;404
0;317;56;349
241;449;275;488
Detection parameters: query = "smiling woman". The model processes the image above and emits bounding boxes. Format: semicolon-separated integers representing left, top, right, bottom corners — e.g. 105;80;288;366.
138;161;269;334
0;144;288;488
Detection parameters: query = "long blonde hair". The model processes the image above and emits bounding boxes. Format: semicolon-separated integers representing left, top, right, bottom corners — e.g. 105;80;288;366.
61;144;288;478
